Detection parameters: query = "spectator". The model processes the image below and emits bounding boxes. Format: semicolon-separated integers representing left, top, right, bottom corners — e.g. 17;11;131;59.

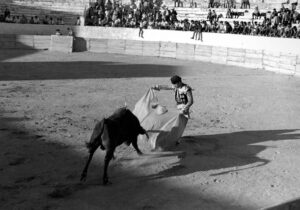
55;29;62;35
252;6;260;19
34;16;40;24
76;16;81;25
5;14;13;23
4;7;10;19
29;16;34;24
20;15;27;24
191;21;203;41
42;16;49;24
49;17;55;25
208;0;214;8
15;16;21;24
67;27;74;36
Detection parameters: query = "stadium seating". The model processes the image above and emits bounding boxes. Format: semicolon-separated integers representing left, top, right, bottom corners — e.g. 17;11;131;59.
0;0;89;25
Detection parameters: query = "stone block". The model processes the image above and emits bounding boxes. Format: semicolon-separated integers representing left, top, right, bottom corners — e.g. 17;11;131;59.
50;35;73;53
142;41;160;57
33;35;51;50
176;43;195;60
89;38;108;53
159;42;176;58
107;39;125;54
125;40;143;55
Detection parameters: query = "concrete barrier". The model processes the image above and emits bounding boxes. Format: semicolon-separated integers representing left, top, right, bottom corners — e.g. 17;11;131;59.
50;35;73;53
244;49;263;69
0;34;17;49
227;48;246;67
107;39;125;54
211;46;227;64
160;42;176;58
296;56;300;76
89;38;108;53
263;51;282;73
1;23;300;54
15;35;34;49
0;34;51;50
276;53;297;75
33;35;51;50
125;40;143;56
142;41;160;57
194;45;212;62
176;43;195;60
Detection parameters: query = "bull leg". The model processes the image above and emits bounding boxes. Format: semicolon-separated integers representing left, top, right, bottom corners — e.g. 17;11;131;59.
80;148;96;182
103;149;115;185
132;140;143;155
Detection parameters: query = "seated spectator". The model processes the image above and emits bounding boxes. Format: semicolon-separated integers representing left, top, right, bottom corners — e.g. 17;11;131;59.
67;27;74;36
225;21;232;33
34;16;40;24
55;29;62;35
217;21;225;33
20;15;27;24
29;16;34;24
49;17;55;25
15;16;21;24
5;14;13;23
58;17;65;25
42;16;49;24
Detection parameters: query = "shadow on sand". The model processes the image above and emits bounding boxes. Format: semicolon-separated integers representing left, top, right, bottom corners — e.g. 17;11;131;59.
0;61;181;81
151;129;300;179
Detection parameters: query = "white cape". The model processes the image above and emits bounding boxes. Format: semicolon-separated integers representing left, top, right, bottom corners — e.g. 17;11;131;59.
133;89;188;150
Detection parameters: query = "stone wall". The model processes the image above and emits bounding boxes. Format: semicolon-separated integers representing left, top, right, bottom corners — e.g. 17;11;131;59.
1;23;300;76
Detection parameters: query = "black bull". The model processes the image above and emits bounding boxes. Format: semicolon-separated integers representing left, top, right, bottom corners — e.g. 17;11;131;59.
80;108;148;185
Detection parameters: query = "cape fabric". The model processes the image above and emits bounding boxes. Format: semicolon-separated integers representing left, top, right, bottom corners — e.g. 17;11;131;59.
133;88;188;150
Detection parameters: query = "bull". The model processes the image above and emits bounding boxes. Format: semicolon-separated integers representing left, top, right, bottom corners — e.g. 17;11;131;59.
80;107;148;185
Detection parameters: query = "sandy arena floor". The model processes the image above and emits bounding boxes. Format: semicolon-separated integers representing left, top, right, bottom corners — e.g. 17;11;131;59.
0;49;300;210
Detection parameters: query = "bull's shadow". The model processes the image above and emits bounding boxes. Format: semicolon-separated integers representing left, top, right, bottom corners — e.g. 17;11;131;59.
150;129;300;179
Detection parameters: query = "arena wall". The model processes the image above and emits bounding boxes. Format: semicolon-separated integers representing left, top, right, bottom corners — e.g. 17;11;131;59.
0;23;299;76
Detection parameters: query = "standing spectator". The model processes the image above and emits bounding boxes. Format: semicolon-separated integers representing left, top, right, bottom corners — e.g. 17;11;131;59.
170;8;177;22
191;21;203;41
4;7;10;19
75;16;81;25
226;8;232;18
252;6;260;19
208;0;214;8
138;18;146;38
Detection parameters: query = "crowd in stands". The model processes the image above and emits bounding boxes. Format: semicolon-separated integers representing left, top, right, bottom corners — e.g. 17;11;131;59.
1;2;300;39
84;0;300;38
0;7;80;25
